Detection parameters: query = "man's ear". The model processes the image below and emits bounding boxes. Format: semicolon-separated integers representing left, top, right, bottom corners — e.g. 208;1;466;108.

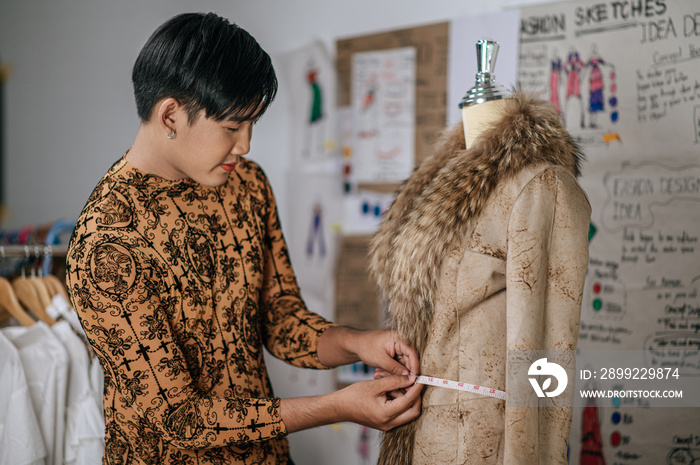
156;98;182;136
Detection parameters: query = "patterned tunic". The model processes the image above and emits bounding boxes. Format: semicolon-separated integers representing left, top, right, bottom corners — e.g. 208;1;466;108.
66;156;335;464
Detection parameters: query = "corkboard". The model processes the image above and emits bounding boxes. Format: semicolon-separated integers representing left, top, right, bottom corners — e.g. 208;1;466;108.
334;235;382;331
336;21;449;170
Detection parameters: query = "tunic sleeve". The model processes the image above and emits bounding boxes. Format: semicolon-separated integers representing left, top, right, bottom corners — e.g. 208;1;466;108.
504;167;591;464
254;167;337;368
66;231;288;450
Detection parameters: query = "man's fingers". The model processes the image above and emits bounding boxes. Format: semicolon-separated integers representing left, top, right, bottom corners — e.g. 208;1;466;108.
379;375;421;405
383;357;411;376
346;375;423;431
383;381;423;426
375;373;416;393
374;368;390;380
393;340;420;375
388;397;422;427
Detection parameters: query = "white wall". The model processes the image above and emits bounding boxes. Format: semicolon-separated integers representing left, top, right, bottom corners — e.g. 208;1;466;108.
0;0;553;463
0;0;553;229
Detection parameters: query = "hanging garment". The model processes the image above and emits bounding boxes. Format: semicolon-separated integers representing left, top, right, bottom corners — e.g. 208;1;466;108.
2;322;69;465
47;294;83;335
0;331;47;465
52;320;105;465
370;93;591;464
47;294;106;418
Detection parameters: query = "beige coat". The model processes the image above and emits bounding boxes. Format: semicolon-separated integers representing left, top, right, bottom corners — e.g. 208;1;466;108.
370;94;591;464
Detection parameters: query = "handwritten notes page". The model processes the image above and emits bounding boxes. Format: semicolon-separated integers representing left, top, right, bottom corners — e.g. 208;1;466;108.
519;0;700;463
352;47;416;182
337;22;449;170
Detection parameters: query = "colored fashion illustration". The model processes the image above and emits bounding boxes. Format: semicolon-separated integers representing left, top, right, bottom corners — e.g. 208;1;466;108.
550;49;563;115
563;45;617;130
306;202;326;257
303;62;327;157
565;47;586;129
580;398;607;465
582;44;617;129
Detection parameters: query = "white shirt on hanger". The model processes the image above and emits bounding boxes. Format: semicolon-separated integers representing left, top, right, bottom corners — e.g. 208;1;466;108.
52;321;105;465
48;294;105;417
89;356;105;415
0;331;47;465
46;294;83;334
2;322;68;465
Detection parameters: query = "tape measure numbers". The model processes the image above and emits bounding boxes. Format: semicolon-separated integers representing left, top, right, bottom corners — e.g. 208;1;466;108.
416;375;506;400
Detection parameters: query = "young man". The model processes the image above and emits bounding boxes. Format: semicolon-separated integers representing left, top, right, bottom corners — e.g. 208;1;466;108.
66;13;421;465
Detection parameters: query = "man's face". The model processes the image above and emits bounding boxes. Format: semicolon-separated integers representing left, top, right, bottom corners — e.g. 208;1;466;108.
165;110;254;187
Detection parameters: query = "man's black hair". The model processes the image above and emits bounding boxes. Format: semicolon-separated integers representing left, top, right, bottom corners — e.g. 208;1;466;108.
132;12;278;124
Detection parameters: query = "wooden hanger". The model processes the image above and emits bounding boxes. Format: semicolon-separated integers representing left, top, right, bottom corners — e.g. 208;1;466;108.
9;245;57;325
0;277;36;327
30;276;53;308
26;247;54;308
12;277;56;326
43;274;69;301
0;307;10;325
41;275;62;299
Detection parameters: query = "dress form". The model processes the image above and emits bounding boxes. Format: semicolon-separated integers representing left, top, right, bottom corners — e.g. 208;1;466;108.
375;39;590;465
460;39;511;149
462;99;507;149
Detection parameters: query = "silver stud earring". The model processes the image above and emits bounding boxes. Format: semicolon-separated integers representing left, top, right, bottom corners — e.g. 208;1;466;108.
166;129;175;139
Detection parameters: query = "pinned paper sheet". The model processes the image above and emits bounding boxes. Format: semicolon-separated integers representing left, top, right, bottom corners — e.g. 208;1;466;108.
278;41;338;163
352;47;416;183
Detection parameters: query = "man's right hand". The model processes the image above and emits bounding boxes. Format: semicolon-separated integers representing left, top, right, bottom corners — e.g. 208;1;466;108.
333;374;423;431
280;374;423;433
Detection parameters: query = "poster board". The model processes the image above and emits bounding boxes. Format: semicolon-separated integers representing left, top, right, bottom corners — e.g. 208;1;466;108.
337;21;449;180
333;21;449;349
334;234;382;331
519;0;700;463
334;234;382;388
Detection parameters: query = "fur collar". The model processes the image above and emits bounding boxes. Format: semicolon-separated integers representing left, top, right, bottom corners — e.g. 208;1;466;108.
369;93;583;354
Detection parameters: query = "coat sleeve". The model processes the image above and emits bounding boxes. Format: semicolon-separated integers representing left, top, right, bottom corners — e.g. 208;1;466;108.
504;167;591;464
253;166;337;368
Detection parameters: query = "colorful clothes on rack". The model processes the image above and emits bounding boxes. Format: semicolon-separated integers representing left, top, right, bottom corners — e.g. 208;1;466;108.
66;156;335;464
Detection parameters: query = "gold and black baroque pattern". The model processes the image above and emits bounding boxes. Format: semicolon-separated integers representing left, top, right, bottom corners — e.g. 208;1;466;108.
66;156;335;465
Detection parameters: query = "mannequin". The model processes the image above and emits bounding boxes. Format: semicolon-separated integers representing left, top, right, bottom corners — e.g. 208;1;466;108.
371;40;591;464
460;38;512;148
462;98;507;149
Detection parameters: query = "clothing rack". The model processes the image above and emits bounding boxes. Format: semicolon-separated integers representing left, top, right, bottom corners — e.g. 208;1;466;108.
0;219;74;276
0;244;68;258
0;244;71;327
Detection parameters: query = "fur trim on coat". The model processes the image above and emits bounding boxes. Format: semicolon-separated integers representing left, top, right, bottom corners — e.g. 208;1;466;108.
369;93;583;465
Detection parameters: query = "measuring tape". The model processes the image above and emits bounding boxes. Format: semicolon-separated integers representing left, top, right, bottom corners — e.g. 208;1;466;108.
416;375;506;400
